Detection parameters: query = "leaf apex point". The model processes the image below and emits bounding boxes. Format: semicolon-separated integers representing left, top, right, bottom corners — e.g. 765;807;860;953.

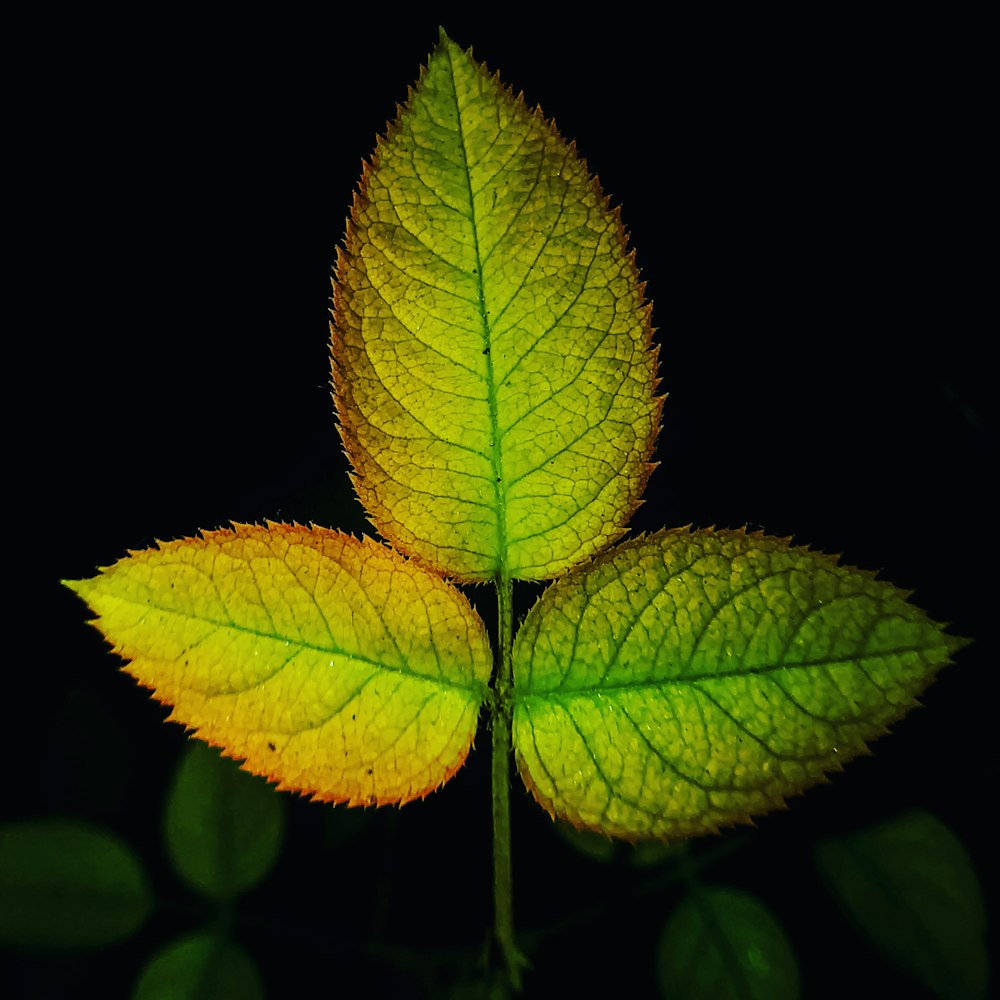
947;632;974;653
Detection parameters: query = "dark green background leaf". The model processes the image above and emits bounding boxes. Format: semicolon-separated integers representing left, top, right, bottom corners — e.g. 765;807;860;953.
132;932;265;1000
817;811;988;1000
165;742;286;900
657;886;799;1000
0;820;152;949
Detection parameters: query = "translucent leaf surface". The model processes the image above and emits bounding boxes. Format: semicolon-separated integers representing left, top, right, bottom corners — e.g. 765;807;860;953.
656;887;800;1000
0;820;152;948
817;811;988;1000
66;523;491;805
165;742;286;899
513;528;962;839
133;932;265;1000
333;29;659;581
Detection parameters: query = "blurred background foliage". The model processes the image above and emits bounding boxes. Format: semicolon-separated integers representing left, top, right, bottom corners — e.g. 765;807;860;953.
14;8;992;999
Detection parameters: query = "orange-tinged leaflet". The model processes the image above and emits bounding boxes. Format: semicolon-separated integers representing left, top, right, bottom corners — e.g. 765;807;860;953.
333;32;659;582
67;523;491;805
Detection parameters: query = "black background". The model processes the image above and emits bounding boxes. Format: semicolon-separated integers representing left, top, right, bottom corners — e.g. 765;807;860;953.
18;9;993;998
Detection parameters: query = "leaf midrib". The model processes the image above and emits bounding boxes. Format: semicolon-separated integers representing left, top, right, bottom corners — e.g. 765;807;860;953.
94;589;483;696
444;40;508;579
514;641;946;699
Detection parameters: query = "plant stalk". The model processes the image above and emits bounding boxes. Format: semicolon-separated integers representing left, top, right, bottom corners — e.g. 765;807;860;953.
492;574;524;990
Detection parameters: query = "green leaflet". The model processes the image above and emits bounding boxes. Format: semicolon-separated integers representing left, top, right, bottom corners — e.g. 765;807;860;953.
133;932;265;1000
0;820;152;949
332;30;659;581
656;887;800;1000
817;811;988;1000
512;528;962;840
165;742;286;900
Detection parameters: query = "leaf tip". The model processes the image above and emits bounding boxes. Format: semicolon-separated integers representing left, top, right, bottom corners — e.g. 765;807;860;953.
62;571;106;608
945;631;974;656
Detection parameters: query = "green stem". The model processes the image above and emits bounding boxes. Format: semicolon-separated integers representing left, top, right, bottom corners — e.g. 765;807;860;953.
492;574;525;990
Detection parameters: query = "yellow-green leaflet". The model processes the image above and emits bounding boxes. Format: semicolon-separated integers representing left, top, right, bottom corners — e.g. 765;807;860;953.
66;524;491;806
333;30;659;581
512;528;963;840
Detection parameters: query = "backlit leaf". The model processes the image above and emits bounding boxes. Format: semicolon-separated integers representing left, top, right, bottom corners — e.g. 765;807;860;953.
656;887;800;1000
333;29;659;581
66;523;491;805
816;811;988;1000
0;820;152;949
133;932;265;1000
165;741;285;899
513;528;962;839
